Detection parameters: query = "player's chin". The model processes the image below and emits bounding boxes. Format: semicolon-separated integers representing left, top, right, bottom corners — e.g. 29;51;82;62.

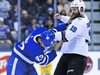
71;13;77;16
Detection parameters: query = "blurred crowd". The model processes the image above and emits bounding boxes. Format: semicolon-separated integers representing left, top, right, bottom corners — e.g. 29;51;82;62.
0;0;70;50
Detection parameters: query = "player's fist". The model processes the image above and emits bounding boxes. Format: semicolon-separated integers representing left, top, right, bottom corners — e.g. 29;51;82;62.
54;13;61;19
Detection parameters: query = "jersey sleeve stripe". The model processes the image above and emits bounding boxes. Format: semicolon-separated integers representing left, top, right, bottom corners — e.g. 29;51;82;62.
11;58;18;75
13;48;35;64
37;56;46;65
37;55;49;66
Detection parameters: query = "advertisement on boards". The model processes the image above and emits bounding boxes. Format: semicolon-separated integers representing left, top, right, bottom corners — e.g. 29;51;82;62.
0;51;11;75
83;51;100;75
0;51;100;75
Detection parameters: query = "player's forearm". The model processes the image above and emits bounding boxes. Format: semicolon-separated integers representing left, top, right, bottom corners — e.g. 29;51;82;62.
53;23;68;32
54;40;63;51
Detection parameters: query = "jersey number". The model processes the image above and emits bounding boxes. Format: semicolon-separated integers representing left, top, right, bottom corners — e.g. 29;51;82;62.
18;42;25;50
35;54;44;62
70;25;77;33
18;36;30;50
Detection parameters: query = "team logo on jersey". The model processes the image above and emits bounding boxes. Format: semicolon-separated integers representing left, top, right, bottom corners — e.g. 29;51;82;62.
0;56;10;74
84;57;93;73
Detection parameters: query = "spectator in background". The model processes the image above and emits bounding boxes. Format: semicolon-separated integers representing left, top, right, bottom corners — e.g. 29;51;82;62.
21;0;27;9
0;17;12;46
7;0;17;6
43;17;54;30
25;18;40;37
7;0;17;19
60;9;67;16
43;7;54;23
9;4;18;20
23;0;39;18
10;13;23;44
41;0;53;16
10;13;23;32
21;10;33;33
0;0;10;26
36;0;46;6
21;10;33;41
10;13;19;31
31;18;40;29
57;0;70;16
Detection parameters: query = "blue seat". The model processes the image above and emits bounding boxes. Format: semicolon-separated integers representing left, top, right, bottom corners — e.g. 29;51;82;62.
0;43;12;50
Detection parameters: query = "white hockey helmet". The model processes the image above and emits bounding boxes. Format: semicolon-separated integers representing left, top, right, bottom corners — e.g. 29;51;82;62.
70;0;85;14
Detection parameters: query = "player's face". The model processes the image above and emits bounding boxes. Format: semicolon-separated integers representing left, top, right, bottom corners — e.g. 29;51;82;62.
38;37;46;48
70;7;82;20
71;7;79;15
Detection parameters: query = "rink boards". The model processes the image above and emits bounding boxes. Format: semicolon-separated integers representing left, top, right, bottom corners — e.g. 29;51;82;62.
0;50;100;75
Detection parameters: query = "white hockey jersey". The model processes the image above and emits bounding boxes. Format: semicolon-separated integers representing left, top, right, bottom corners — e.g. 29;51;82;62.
55;14;91;57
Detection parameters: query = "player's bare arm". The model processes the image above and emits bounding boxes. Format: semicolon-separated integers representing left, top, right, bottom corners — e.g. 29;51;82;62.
54;40;63;51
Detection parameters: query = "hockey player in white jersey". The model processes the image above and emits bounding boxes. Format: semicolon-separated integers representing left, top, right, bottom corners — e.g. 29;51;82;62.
7;27;63;75
52;0;91;75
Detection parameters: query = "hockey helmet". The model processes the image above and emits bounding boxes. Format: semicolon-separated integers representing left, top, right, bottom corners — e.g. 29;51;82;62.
40;31;54;47
70;0;85;14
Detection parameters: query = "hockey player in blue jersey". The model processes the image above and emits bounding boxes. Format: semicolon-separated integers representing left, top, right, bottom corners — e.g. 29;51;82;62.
7;27;63;75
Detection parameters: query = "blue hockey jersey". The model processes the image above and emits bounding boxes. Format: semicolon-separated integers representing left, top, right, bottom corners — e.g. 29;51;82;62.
12;27;57;66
